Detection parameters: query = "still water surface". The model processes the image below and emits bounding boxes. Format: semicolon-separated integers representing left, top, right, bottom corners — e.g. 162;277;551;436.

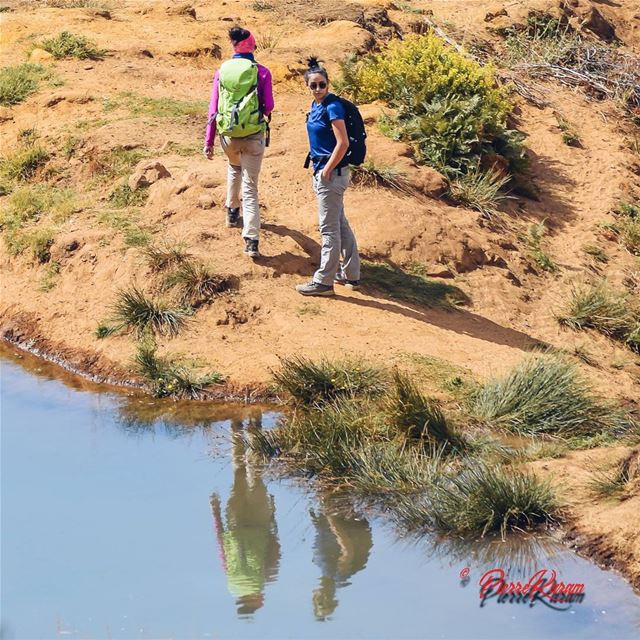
1;347;640;639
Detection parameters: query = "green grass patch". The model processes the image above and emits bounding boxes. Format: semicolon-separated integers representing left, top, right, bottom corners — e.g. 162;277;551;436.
612;202;640;256
0;64;48;106
583;244;608;263
0;144;49;184
109;286;192;337
362;261;470;308
39;31;106;60
557;282;639;352
112;91;207;119
142;241;191;272
109;183;148;208
273;356;387;406
4;226;56;262
134;340;224;399
470;353;625;436
402;352;479;401
162;260;234;307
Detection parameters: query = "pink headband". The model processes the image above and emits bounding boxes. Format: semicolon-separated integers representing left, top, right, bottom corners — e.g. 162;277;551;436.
233;33;256;54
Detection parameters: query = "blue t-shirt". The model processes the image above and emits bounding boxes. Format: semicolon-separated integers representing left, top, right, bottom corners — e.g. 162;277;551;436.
306;95;345;171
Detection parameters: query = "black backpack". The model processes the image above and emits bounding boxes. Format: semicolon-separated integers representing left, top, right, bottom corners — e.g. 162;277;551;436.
304;95;367;170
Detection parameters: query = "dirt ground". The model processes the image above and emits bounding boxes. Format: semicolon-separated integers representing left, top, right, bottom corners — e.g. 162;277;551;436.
1;0;639;589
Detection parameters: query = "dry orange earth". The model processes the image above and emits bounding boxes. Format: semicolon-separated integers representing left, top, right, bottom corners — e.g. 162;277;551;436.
0;0;639;589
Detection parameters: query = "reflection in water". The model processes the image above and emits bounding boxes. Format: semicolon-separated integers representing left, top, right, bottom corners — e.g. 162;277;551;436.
311;504;372;621
210;415;281;617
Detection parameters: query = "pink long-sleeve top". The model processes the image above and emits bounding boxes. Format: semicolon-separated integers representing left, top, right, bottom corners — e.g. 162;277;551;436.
204;54;274;147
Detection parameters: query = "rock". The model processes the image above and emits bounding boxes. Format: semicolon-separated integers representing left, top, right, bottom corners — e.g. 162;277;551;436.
29;48;54;63
580;7;616;41
139;49;154;58
411;166;447;198
196;174;220;189
438;235;488;273
41;91;93;108
65;240;80;253
197;194;216;209
424;265;455;279
90;9;111;19
0;107;13;123
128;160;171;191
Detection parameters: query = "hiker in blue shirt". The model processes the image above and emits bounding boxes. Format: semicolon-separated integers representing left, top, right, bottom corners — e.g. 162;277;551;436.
295;58;361;297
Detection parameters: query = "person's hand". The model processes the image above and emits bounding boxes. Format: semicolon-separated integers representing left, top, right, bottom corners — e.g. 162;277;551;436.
203;145;214;160
321;166;332;181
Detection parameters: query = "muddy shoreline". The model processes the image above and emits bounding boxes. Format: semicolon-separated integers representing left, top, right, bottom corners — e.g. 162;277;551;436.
1;317;638;594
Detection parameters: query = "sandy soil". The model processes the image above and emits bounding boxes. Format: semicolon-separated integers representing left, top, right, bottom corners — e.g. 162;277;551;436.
1;0;639;588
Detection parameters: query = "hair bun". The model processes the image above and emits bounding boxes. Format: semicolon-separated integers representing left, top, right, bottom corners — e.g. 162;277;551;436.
306;56;322;70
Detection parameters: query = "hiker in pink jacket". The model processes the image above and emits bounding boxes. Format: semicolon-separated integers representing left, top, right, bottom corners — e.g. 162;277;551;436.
203;26;274;258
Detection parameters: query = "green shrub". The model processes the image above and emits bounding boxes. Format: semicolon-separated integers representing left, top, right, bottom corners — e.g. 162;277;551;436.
448;166;510;217
557;282;639;351
134;341;223;399
110;287;192;337
39;31;106;60
343;34;523;175
273;356;387;406
0;64;47;106
162;260;234;307
470;354;624;436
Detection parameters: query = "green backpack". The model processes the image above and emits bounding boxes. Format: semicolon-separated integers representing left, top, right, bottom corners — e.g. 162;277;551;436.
216;58;265;138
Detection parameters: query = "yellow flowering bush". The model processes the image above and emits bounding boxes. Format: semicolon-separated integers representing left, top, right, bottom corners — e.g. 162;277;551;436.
342;34;524;175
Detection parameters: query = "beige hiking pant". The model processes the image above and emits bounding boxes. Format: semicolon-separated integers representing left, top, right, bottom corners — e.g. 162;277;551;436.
220;132;265;241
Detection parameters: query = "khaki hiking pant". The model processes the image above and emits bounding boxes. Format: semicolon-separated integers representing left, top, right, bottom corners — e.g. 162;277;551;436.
220;132;265;241
312;167;361;286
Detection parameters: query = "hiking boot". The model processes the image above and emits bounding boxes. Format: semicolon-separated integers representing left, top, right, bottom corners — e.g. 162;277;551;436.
334;274;361;291
295;281;335;297
226;207;240;228
244;238;260;258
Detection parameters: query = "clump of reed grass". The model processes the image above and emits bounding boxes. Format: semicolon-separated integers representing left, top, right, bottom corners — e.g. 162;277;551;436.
110;286;191;337
351;160;413;196
272;356;387;406
0;64;47;106
557;282;639;352
142;241;191;272
162;260;233;307
39;31;106;60
448;167;511;218
386;371;465;452
416;464;558;537
134;341;223;399
470;354;623;436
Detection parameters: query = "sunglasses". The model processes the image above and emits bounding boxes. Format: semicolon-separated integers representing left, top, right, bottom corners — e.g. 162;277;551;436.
309;81;327;90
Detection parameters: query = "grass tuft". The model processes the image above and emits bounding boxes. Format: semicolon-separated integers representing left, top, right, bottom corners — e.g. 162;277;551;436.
134;341;223;399
162;260;234;307
526;221;558;272
362;261;470;308
109;183;148;208
142;241;191;272
0;145;49;184
591;449;639;498
351;160;413;196
273;356;387;406
448;167;511;218
39;31;106;60
557;282;639;352
470;354;624;436
0;64;47;106
612;202;640;256
386;371;465;452
110;286;191;337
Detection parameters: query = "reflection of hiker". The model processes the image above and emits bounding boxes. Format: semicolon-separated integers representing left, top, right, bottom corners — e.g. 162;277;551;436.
210;416;280;617
310;508;372;620
296;57;363;297
203;26;274;259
